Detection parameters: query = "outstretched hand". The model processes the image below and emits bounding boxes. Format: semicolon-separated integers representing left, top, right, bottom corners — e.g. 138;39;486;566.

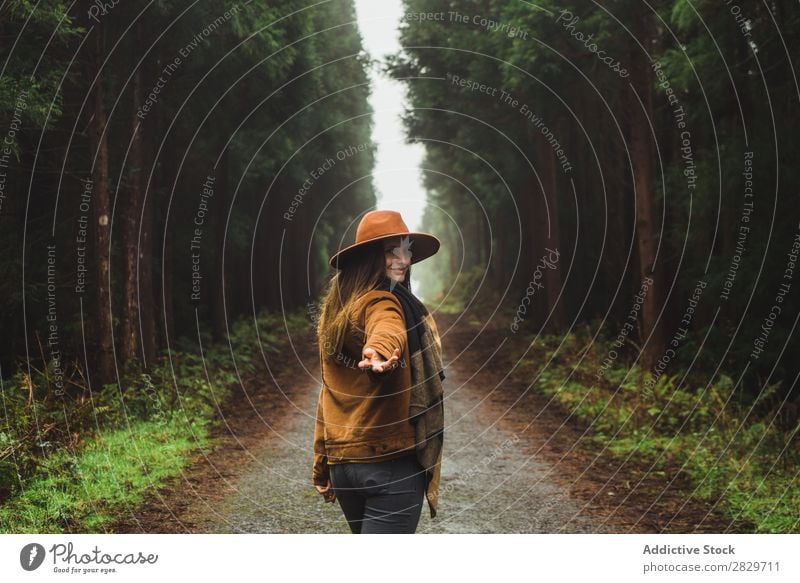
359;346;401;373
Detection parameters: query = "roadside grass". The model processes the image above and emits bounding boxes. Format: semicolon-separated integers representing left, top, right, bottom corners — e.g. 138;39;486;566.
501;321;799;533
0;416;213;533
0;310;308;533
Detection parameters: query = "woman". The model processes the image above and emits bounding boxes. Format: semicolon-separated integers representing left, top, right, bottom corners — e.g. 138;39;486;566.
312;209;446;534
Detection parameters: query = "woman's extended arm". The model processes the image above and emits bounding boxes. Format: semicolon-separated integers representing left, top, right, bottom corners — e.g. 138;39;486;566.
359;291;407;374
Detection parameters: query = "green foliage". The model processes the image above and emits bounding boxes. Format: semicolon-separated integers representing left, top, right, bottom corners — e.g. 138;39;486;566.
508;327;800;532
0;308;299;530
392;0;800;401
0;417;209;533
0;0;84;145
435;266;489;313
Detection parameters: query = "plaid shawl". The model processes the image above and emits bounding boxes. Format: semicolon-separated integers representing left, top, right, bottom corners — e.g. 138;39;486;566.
378;276;445;519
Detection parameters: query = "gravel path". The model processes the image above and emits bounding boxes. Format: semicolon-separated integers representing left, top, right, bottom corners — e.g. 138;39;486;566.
207;355;606;534
113;314;744;534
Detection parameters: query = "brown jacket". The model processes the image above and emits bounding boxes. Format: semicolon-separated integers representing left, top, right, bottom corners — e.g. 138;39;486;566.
313;290;418;481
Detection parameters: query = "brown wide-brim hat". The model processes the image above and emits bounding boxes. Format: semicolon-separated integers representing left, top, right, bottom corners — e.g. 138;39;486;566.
329;209;441;269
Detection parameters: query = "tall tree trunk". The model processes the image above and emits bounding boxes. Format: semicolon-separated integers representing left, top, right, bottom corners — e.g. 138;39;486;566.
264;203;280;310
479;206;489;274
137;50;158;367
629;11;665;369
87;23;114;386
140;115;156;366
497;213;508;285
121;29;144;368
529;177;549;332
160;140;177;348
210;147;227;341
293;194;310;309
260;181;290;312
513;178;536;300
609;124;631;316
471;203;481;268
162;217;175;346
536;125;566;332
448;219;459;279
489;206;506;287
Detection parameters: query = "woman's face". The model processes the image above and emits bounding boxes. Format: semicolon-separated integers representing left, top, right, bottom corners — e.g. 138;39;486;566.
383;236;412;283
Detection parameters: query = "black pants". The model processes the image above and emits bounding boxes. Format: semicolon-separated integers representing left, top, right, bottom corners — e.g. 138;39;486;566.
329;452;426;534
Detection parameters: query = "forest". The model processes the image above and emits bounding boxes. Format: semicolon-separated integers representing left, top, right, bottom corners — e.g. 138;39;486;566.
0;0;798;534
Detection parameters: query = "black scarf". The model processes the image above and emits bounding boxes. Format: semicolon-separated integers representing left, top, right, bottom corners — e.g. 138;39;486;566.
377;276;445;382
378;274;445;519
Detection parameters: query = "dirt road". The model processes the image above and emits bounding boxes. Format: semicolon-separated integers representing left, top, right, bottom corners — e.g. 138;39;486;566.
111;313;748;533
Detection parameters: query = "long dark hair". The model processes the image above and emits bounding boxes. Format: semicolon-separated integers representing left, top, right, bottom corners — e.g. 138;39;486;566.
316;239;411;364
